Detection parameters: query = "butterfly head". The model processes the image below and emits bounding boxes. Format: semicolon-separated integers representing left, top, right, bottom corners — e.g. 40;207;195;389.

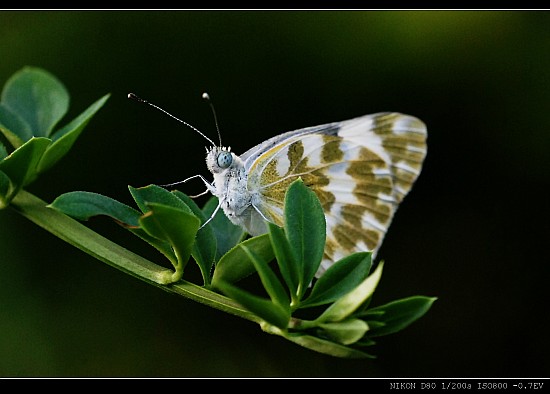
206;146;237;174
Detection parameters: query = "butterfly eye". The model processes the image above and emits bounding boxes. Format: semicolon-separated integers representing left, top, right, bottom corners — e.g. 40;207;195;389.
217;151;233;169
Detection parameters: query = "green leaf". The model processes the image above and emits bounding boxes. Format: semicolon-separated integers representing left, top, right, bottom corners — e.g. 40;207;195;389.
129;186;192;236
202;196;245;260
285;333;376;359
0;170;11;209
0;103;31;148
173;193;217;241
315;261;384;323
129;185;218;284
318;318;370;345
129;184;191;214
0;137;51;193
37;94;110;173
48;190;178;263
354;337;377;347
216;280;290;330
365;320;385;330
362;296;437;337
49;191;141;226
130;227;178;265
284;179;326;292
268;222;300;303
241;244;290;311
0;142;7;159
1;66;69;137
172;190;217;286
172;190;208;221
139;202;200;279
301;252;372;309
211;234;274;288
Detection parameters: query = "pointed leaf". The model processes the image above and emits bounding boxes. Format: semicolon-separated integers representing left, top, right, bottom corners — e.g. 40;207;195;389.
268;222;300;301
211;234;274;288
285;333;376;359
130;185;217;283
49;190;177;262
284;179;325;291
37;94;110;173
1;66;69;137
172;190;217;282
202;196;245;260
0;142;7;159
315;261;384;323
362;296;437;337
241;244;290;310
365;320;385;329
0;170;11;209
128;227;177;265
301;252;372;308
355;337;377;347
0;103;31;148
129;184;191;214
318;318;369;345
139;202;200;274
49;191;141;225
0;137;51;191
216;280;290;330
172;190;208;221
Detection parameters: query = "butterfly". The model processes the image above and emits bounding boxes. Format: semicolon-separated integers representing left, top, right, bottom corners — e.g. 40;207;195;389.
129;94;427;278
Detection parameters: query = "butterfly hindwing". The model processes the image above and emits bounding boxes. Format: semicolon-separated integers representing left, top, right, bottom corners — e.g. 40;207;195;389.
244;112;427;276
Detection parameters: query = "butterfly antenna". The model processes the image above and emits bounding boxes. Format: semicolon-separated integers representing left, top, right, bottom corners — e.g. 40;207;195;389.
128;93;216;147
202;92;223;147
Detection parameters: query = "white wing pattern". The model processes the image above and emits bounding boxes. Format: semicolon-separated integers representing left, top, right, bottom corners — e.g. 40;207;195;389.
243;113;427;276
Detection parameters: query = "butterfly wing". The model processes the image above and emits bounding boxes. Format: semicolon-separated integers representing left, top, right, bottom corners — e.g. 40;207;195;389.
244;113;427;277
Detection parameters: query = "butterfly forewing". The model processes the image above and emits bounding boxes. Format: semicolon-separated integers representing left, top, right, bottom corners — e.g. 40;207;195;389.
246;112;427;276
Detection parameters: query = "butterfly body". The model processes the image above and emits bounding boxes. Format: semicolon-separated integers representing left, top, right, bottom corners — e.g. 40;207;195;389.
205;146;270;236
202;112;427;277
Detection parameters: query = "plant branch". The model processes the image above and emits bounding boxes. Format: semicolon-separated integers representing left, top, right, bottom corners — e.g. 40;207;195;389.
10;189;260;324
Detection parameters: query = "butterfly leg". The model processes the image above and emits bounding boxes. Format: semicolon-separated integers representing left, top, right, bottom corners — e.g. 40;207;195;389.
253;205;272;223
200;200;222;229
161;174;216;195
189;190;210;199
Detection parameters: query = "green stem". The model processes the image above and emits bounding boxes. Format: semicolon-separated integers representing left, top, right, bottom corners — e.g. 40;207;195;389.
10;189;261;324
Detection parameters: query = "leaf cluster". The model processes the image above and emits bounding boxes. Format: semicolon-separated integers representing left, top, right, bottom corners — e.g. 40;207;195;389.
50;179;436;358
0;67;109;208
0;67;436;358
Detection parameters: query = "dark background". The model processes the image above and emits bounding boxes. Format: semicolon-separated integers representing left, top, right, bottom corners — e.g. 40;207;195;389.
0;10;548;377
